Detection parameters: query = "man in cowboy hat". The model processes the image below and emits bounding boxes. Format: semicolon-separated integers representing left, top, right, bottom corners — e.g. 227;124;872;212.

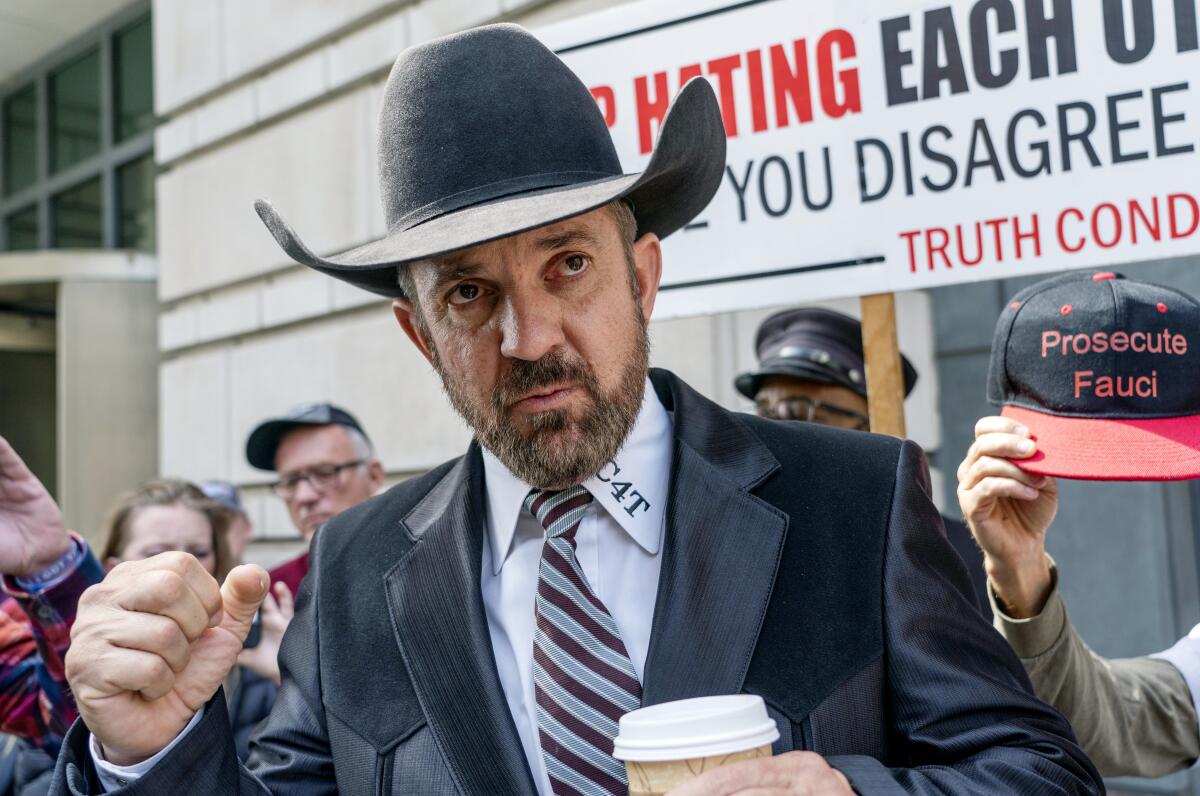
53;24;1100;795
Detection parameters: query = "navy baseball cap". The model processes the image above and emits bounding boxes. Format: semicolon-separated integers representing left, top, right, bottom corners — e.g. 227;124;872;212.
988;271;1200;481
245;402;369;471
735;307;917;401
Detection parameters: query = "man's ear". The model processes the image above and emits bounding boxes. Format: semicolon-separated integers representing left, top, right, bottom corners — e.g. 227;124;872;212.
366;459;386;491
392;298;436;367
631;232;662;321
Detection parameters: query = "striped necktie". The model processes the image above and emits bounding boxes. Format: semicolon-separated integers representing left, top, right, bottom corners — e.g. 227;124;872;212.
526;486;642;796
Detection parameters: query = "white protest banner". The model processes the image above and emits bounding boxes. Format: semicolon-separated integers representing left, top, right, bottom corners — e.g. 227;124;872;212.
537;0;1200;319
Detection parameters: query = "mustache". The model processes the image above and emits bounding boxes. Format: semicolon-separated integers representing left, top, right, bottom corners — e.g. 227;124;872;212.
493;352;597;410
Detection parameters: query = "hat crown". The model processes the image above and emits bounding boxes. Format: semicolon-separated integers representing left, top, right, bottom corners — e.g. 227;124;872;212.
734;307;916;400
990;272;1200;418
377;24;622;233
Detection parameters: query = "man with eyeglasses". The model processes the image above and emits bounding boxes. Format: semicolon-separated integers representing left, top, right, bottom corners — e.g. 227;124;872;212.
736;307;990;614
245;403;385;596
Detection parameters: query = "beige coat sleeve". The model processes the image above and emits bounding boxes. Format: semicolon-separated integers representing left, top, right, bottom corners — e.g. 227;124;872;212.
991;564;1200;779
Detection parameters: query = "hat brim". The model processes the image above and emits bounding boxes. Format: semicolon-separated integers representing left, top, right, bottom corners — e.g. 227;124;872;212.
1002;405;1200;481
246;419;316;471
734;357;917;401
735;364;857;401
254;78;727;298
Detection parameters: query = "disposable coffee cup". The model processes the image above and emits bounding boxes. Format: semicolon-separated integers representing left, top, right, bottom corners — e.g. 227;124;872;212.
613;695;779;796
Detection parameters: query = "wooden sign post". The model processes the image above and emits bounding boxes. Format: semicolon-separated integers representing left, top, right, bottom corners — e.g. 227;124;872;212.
860;293;907;438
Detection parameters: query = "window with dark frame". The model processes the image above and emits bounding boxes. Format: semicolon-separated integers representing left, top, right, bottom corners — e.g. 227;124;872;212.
49;48;102;175
0;5;153;253
2;86;38;197
4;206;38;251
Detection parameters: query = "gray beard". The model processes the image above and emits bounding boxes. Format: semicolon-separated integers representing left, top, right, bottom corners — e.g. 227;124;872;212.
432;325;650;490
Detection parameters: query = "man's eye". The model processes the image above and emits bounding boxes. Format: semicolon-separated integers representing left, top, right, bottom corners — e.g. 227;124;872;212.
559;254;590;276
449;283;481;305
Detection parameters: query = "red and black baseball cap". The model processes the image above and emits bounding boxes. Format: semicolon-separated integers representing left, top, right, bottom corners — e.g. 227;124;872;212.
988;271;1200;481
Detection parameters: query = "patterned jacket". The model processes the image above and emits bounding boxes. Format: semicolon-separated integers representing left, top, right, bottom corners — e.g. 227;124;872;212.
0;537;103;753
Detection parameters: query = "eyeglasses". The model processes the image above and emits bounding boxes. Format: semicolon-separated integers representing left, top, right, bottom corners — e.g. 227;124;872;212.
756;396;870;431
270;459;366;499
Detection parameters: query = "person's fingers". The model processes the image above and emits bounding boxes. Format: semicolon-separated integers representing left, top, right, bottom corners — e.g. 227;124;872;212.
0;435;34;482
84;647;176;702
97;610;192;673
273;582;294;620
667;753;821;794
117;552;224;626
158;552;225;626
967;432;1039;469
974;416;1030;439
960;456;1046;492
974;476;1040;502
113;567;216;643
958;430;1036;482
218;565;270;642
260;590;279;619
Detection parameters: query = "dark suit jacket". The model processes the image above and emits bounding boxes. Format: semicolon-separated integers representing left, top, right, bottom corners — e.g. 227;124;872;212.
942;515;991;622
51;370;1101;794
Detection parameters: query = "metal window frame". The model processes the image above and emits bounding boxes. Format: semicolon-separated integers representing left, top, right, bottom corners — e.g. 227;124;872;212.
0;0;153;251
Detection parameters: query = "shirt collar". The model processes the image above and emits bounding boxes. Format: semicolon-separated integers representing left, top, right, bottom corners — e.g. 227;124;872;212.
481;378;673;575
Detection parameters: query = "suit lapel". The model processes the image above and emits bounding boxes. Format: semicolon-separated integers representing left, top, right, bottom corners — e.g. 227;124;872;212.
641;371;788;706
384;446;536;794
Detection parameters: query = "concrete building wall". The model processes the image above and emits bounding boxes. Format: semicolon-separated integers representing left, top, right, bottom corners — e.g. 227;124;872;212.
58;279;159;543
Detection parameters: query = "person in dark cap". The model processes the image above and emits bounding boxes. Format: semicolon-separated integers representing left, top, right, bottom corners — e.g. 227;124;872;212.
738;307;990;616
245;402;384;596
57;23;1099;796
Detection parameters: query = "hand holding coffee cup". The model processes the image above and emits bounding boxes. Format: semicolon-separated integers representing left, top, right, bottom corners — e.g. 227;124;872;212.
666;750;853;795
613;694;852;795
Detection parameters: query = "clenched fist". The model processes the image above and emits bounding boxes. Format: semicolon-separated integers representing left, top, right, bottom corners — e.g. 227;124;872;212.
66;552;269;765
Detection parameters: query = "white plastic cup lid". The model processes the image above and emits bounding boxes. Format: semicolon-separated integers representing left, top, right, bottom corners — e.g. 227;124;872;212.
612;695;780;762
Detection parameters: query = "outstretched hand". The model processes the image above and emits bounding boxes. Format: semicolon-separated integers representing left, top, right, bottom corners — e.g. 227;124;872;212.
67;556;270;765
0;435;72;578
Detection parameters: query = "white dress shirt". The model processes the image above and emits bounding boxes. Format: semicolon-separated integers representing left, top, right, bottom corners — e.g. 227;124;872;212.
481;379;672;795
1152;622;1200;727
92;379;673;793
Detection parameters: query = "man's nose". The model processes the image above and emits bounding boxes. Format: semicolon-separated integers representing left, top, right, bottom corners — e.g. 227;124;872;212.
290;477;321;505
498;292;566;361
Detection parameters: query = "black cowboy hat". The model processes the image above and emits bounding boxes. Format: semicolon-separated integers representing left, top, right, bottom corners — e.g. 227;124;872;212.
254;23;727;298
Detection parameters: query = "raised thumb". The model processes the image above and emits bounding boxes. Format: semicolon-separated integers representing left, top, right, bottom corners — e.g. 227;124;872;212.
218;564;270;640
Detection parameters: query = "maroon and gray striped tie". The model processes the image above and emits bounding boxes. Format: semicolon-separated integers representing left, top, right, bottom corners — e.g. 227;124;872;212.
526;486;642;796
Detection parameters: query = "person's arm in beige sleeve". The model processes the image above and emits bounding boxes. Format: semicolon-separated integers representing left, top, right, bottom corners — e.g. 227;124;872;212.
959;416;1200;778
988;557;1199;777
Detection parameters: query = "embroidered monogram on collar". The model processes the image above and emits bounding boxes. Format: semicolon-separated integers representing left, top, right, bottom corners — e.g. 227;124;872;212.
595;461;652;518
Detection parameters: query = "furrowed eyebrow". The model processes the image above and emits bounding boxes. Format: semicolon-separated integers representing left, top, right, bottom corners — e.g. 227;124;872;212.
429;260;484;293
535;229;602;251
